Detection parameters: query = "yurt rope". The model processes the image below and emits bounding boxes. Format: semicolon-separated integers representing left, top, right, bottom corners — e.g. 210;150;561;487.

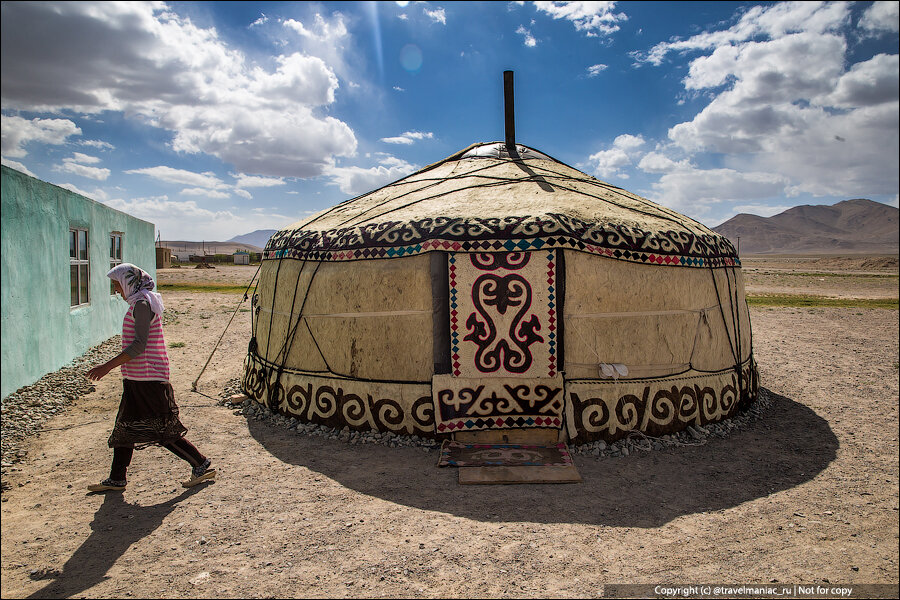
191;262;261;392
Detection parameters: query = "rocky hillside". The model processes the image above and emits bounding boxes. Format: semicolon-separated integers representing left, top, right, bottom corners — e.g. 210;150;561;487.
713;199;898;255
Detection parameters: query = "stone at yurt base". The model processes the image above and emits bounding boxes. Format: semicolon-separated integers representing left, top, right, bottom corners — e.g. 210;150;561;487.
242;141;757;456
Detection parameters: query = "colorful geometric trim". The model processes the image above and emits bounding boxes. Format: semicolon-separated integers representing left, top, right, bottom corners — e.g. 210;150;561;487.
449;254;461;377
546;250;557;377
436;415;563;433
264;214;740;269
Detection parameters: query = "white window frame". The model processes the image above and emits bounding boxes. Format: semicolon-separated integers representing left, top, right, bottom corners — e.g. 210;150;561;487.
70;227;90;307
110;232;123;294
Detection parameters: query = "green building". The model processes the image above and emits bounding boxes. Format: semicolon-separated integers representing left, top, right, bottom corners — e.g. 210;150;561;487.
1;165;156;398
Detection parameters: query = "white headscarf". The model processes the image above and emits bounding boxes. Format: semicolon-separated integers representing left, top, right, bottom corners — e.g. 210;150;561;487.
107;263;164;316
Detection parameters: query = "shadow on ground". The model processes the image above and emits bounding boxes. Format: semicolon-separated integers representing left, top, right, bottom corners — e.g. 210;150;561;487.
247;388;837;528
26;486;205;599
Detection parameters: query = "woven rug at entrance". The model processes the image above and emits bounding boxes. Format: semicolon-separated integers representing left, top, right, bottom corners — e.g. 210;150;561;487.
437;441;573;467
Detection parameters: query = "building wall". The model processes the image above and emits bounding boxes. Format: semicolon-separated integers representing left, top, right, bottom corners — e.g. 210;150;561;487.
1;166;156;397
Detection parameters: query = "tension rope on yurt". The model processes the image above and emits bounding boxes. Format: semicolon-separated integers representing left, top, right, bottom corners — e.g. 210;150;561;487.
240;70;758;444
191;262;261;392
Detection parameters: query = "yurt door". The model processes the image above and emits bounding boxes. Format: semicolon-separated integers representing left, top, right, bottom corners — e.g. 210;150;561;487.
432;250;564;441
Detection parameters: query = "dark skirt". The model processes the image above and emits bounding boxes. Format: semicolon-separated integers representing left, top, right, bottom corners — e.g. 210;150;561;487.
108;379;188;448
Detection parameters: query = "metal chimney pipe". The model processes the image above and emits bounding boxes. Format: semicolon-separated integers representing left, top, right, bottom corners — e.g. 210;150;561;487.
503;70;517;157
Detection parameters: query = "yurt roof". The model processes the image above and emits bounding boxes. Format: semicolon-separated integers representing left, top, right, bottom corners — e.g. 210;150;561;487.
266;142;738;268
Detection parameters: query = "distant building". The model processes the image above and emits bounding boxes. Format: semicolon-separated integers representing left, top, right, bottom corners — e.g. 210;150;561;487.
156;246;172;269
233;250;250;265
1;165;156;397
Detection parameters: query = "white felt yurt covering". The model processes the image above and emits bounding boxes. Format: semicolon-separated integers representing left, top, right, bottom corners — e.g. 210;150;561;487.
242;143;758;444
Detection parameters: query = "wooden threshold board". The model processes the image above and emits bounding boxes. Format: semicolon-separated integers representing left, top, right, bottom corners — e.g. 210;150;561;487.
458;465;582;485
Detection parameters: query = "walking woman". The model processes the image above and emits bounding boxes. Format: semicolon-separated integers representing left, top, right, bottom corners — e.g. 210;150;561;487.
86;263;215;492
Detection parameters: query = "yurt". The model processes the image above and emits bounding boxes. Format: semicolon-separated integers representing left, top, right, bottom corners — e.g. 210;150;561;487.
241;77;758;445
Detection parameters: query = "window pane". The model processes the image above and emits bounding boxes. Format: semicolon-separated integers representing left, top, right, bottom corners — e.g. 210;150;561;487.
79;230;88;261
116;236;122;259
110;262;116;294
80;264;89;303
71;265;78;306
110;236;115;259
70;231;76;258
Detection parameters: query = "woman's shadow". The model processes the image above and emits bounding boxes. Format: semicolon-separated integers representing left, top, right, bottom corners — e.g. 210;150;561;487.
27;486;204;599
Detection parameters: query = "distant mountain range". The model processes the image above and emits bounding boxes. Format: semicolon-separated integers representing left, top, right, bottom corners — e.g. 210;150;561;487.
228;229;277;248
160;230;276;255
713;199;899;255
170;200;898;257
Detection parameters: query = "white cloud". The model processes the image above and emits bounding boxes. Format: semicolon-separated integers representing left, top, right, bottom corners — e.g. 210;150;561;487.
532;1;627;37
81;139;115;150
249;14;268;28
379;130;434;145
1;116;81;158
859;1;900;34
588;134;645;178
180;187;231;199
639;1;850;66
395;1;410;7
233;173;286;188
648;166;790;218
393;86;405;92
327;156;419;195
234;189;253;200
1;157;36;177
424;7;447;25
638;2;899;211
70;152;102;165
398;14;409;21
1;3;357;178
587;63;607;76
57;182;109;201
819;53;899;108
58;154;110;180
126;166;227;189
283;13;348;42
516;25;538;47
637;151;687;173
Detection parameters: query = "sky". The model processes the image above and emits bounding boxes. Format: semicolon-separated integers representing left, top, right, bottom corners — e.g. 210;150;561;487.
1;1;898;241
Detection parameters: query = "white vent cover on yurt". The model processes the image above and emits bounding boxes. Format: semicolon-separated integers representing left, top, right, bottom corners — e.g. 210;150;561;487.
242;72;758;444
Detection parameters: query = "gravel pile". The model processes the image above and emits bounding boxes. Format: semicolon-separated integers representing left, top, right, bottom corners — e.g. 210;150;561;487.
218;380;773;458
1;337;121;471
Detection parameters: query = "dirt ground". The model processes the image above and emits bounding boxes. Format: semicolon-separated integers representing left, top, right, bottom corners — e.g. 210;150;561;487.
1;259;898;598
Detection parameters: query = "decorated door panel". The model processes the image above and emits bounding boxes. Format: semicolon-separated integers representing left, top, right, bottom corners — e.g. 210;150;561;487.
433;250;564;433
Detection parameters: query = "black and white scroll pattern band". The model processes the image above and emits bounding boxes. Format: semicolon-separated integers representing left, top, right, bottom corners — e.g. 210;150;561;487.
241;353;438;438
565;360;759;444
265;214;739;269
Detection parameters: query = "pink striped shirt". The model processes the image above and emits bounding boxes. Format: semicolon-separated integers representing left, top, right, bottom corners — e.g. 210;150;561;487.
121;302;170;381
